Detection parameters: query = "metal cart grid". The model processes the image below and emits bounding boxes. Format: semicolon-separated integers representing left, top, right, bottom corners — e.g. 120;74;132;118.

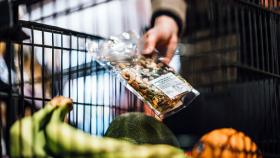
0;0;279;157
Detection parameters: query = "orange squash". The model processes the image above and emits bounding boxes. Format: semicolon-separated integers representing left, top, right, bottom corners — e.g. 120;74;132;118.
192;128;262;158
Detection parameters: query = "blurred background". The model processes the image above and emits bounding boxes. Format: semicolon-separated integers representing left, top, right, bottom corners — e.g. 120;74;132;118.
20;0;151;37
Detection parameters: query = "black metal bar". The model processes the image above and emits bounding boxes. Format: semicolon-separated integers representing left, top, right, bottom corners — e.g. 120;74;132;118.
18;20;105;40
268;14;273;74
95;61;99;135
68;34;73;125
60;33;63;95
89;59;93;134
30;25;36;156
253;8;260;69
248;7;254;67
102;70;105;135
108;71;112;129
14;42;87;52
82;38;86;132
270;15;276;74
5;41;12;155
0;90;131;111
263;12;270;72
118;81;122;116
18;44;24;117
75;37;79;128
226;2;233;83
18;43;24;156
42;29;45;107
259;9;265;71
113;70;117;121
68;34;72;99
240;6;248;66
234;2;241;82
51;31;55;98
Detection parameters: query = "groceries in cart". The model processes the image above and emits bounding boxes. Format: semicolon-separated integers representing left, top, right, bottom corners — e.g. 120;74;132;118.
10;96;187;158
87;32;199;118
105;112;180;147
191;128;262;158
9;96;263;158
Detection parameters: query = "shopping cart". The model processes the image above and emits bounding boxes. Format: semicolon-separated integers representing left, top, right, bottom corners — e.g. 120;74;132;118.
0;0;279;157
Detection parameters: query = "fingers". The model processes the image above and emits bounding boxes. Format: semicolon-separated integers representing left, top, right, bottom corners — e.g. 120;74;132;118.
143;29;159;54
143;104;163;122
142;23;178;64
162;35;178;64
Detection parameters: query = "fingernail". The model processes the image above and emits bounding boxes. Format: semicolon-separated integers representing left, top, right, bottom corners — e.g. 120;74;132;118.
159;57;170;64
143;48;152;54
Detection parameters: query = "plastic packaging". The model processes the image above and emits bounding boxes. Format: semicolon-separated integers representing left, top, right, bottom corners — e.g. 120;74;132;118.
87;32;199;118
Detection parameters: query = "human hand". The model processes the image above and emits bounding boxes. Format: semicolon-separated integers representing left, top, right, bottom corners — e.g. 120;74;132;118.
142;15;179;64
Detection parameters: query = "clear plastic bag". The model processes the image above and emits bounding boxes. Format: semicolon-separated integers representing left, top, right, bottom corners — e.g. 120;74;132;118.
87;32;199;118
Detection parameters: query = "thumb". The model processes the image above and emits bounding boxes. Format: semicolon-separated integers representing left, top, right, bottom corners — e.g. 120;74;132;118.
159;57;171;65
143;29;158;54
161;35;178;64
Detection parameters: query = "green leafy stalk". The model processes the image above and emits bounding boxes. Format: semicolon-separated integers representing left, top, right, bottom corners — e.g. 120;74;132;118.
10;102;55;157
10;96;186;158
10;96;73;157
45;100;186;158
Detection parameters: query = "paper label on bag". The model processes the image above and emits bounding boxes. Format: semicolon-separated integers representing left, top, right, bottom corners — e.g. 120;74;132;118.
149;73;191;99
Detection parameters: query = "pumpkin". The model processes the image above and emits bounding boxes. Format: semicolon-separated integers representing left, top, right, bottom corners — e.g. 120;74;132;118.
192;128;262;158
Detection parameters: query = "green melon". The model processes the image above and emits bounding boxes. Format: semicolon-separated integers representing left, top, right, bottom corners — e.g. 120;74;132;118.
105;112;180;147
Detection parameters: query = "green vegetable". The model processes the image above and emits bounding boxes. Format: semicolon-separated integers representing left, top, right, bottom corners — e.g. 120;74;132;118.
11;96;186;158
45;100;185;158
105;112;180;147
10;99;57;157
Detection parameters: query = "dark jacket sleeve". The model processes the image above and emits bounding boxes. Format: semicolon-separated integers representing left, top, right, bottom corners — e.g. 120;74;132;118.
151;0;187;36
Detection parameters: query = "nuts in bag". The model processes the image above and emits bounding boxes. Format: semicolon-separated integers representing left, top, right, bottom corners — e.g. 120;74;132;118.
87;32;199;118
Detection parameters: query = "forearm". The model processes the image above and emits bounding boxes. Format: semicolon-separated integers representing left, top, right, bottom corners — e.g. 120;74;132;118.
151;0;187;36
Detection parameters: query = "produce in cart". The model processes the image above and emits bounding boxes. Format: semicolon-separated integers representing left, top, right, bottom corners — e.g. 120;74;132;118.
10;96;188;158
192;128;262;158
105;112;180;147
